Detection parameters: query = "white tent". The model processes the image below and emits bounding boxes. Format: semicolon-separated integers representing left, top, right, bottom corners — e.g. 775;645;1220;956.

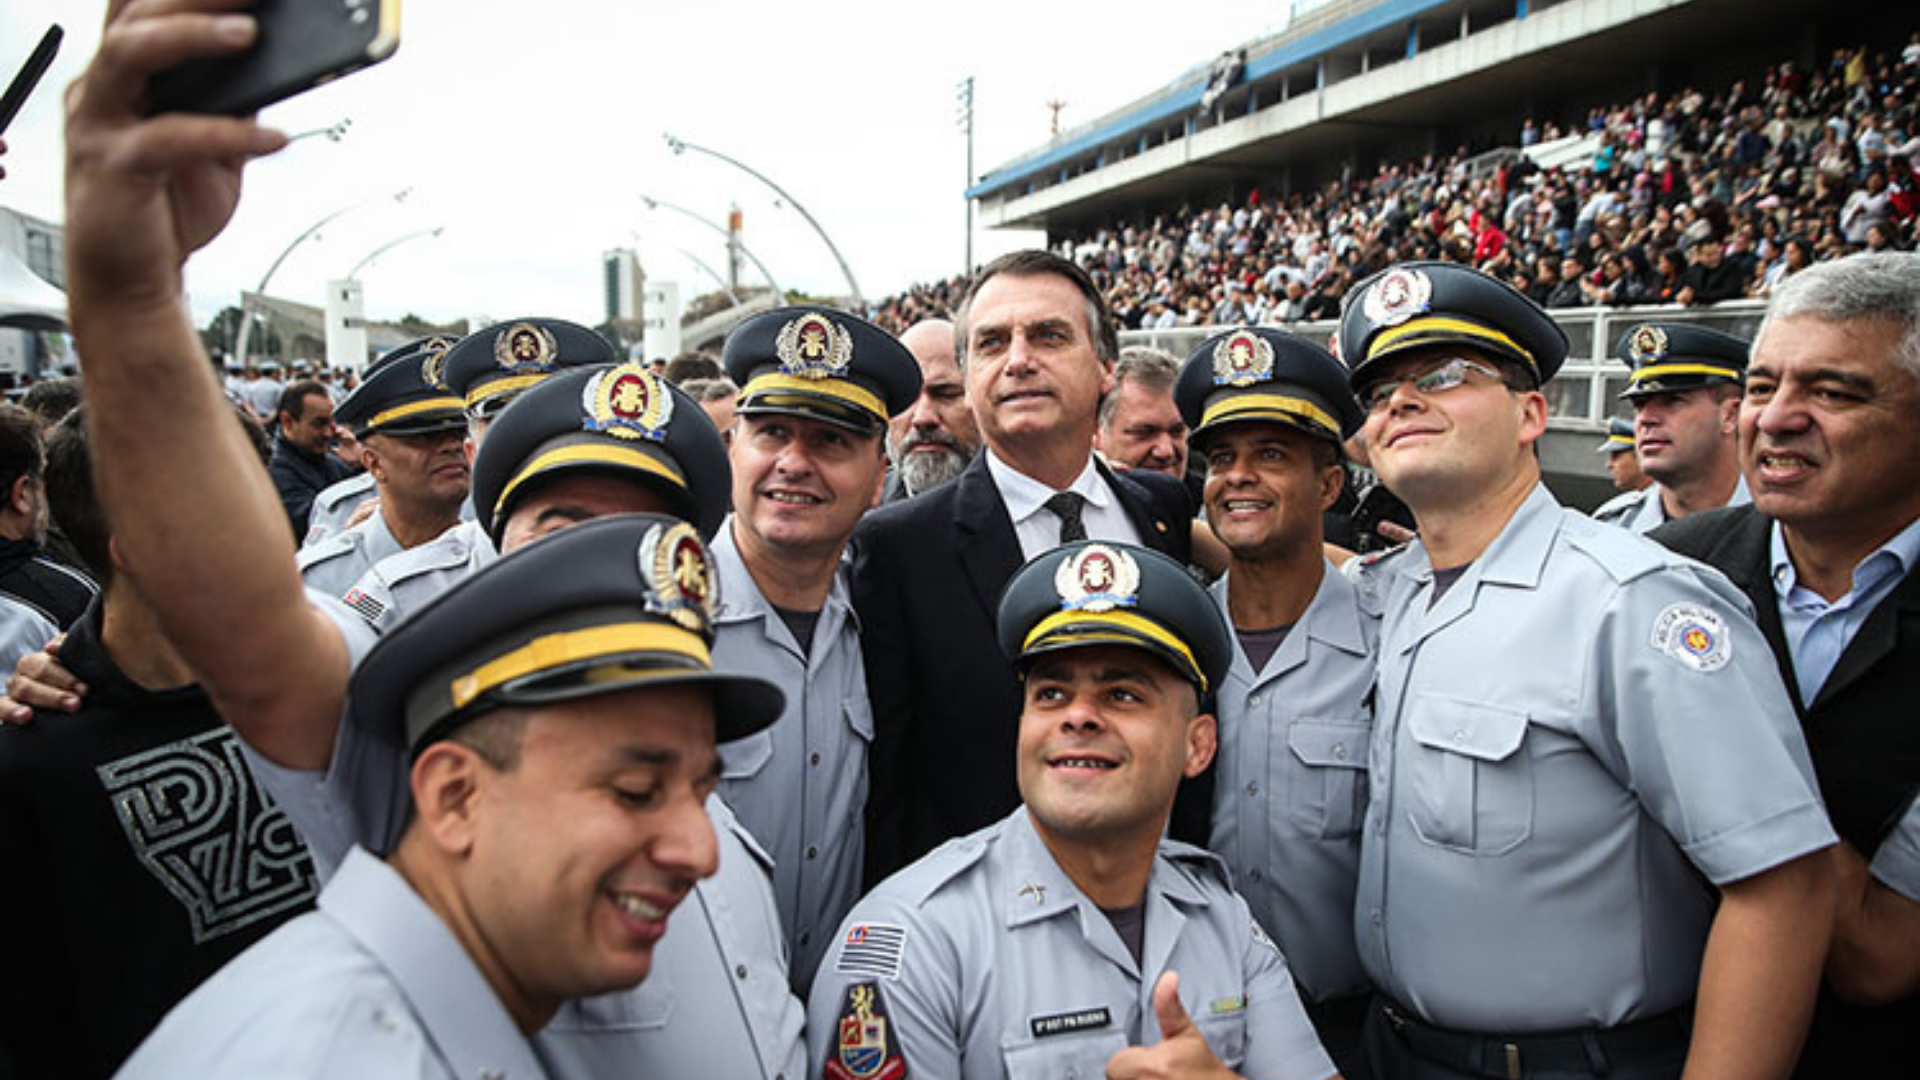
0;245;66;332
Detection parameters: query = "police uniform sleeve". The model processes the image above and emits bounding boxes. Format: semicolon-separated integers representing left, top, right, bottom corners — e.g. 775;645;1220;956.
806;889;964;1080
1237;906;1337;1080
1869;794;1920;902
235;589;391;882
1586;559;1836;885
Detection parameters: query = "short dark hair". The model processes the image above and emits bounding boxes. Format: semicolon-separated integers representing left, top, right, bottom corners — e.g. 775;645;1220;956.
19;377;81;427
44;408;109;584
954;250;1119;369
662;352;722;385
0;403;43;495
276;380;331;422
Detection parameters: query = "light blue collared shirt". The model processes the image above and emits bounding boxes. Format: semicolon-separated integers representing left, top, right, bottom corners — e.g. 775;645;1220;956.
1770;515;1920;703
985;448;1142;562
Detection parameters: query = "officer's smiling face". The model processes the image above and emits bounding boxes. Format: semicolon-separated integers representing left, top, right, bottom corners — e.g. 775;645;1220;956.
431;685;722;1030
730;412;885;562
1016;646;1214;852
1201;422;1342;559
1358;347;1545;511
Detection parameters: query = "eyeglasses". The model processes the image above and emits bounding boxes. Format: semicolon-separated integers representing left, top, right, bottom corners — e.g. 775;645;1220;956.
1360;357;1508;413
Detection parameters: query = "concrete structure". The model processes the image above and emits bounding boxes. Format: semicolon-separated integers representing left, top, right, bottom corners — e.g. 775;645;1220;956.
641;281;682;364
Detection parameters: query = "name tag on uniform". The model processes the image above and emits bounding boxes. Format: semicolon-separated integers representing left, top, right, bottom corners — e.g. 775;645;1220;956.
1030;1007;1112;1039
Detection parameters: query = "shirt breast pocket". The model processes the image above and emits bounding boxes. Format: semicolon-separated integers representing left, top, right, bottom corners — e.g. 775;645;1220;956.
1196;1009;1248;1069
1284;718;1371;839
1002;1029;1129;1080
1404;694;1533;855
719;728;773;782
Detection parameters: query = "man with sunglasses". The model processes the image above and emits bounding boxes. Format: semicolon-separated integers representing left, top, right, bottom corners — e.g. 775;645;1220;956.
1337;263;1836;1080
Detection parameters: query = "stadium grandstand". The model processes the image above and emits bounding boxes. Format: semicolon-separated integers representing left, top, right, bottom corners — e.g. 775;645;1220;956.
868;0;1919;507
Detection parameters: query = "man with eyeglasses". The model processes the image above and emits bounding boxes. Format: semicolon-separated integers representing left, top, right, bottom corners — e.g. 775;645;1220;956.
1337;263;1836;1080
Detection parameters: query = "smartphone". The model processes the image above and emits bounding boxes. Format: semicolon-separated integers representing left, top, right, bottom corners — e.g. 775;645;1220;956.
148;0;400;117
0;25;62;137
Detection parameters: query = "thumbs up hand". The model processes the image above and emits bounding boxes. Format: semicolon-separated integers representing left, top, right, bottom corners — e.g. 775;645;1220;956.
1104;971;1240;1080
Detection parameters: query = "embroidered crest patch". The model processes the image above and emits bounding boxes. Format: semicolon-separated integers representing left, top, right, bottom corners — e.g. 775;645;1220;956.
1362;268;1432;327
1054;543;1141;614
837;922;909;981
1651;603;1731;672
826;981;907;1080
1211;329;1274;388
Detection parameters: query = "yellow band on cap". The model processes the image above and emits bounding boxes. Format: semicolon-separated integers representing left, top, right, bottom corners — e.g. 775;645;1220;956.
1629;362;1741;383
450;621;711;710
1201;393;1340;437
1605;435;1634;448
369;396;465;429
465;373;549;410
740;373;887;422
495;443;688;518
1023;608;1206;692
1369;316;1535;370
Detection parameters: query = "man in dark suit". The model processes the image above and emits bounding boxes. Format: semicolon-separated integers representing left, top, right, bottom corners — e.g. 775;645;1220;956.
1653;251;1920;1076
853;251;1193;883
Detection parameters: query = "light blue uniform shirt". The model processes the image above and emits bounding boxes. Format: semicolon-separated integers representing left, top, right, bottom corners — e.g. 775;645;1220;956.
1206;560;1377;1003
302;472;378;547
1348;484;1835;1033
1869;796;1920;902
712;519;871;993
343;519;499;633
117;847;548;1080
241;594;808;1080
297;509;406;600
1770;515;1920;704
806;807;1335;1080
0;592;56;674
1592;475;1750;535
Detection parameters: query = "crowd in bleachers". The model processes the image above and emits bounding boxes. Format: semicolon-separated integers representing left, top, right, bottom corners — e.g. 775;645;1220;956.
867;34;1920;334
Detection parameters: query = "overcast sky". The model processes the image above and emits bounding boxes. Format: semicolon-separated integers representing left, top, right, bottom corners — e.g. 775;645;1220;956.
1;1;1292;330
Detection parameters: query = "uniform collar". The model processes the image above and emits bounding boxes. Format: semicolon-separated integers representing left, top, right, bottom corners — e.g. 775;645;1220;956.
1213;557;1371;680
709;514;858;633
321;848;548;1080
999;806;1214;931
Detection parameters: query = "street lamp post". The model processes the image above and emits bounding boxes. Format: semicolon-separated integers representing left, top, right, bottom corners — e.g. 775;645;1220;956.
347;226;445;280
638;194;787;302
663;133;863;306
233;186;411;368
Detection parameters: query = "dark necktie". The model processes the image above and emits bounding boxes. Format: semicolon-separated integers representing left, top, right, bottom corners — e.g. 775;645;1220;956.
1044;491;1088;544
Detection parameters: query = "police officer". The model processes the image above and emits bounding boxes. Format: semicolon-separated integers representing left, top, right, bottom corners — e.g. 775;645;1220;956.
338;318;621;630
1336;262;1836;1080
302;342;453;548
716;305;920;991
1590;416;1649;501
1173;327;1377;1075
298;338;469;597
1591;323;1749;533
808;540;1336;1080
118;514;783;1077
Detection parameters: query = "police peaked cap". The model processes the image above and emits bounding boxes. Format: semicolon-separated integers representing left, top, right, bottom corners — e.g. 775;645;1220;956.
997;541;1232;694
1597;416;1636;455
333;336;466;437
445;317;622;419
471;363;731;545
346;513;784;790
1615;323;1750;399
724;306;921;435
1174;325;1364;445
1337;262;1569;388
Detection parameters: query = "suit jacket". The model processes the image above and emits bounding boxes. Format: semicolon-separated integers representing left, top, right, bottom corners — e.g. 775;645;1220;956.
1653;505;1919;1075
852;453;1193;884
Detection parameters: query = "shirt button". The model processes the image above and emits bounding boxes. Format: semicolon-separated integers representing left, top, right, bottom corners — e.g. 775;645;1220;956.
1249;867;1264;883
1248;693;1261;705
810;751;822;766
807;845;819;859
736;964;749;979
1245;782;1259;797
1371;910;1383;926
800;931;812;948
1452;729;1467;745
1333;743;1347;760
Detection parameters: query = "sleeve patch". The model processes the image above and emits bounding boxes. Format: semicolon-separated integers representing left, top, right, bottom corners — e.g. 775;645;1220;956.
1650;603;1731;672
836;922;908;980
825;981;908;1080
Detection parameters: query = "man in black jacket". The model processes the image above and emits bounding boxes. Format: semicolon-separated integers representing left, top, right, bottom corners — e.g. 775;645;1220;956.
1652;251;1920;1076
265;379;355;541
853;251;1194;883
0;403;94;631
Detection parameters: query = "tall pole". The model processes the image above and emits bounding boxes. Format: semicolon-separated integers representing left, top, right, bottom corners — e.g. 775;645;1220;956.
639;194;788;302
957;76;976;275
234;186;411;366
663;134;862;306
347;226;445;280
